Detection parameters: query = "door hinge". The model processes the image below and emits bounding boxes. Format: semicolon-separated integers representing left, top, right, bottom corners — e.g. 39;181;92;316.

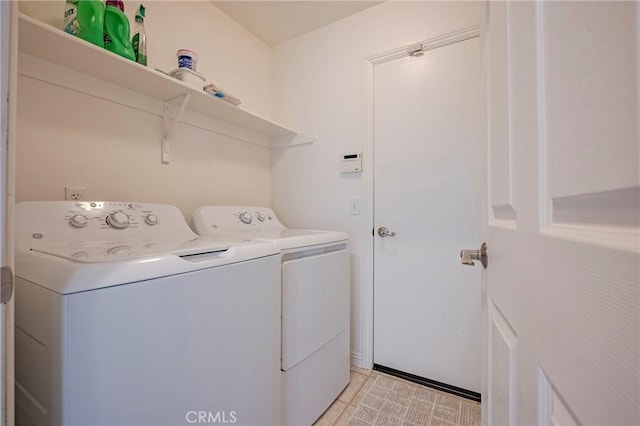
1;266;13;304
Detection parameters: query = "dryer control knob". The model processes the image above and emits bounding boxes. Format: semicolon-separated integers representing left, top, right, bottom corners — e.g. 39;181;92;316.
69;214;88;228
144;214;159;226
239;212;252;224
256;213;266;222
106;211;130;229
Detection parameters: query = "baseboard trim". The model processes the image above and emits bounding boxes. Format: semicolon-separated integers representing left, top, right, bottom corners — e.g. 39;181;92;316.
373;364;481;403
351;351;369;370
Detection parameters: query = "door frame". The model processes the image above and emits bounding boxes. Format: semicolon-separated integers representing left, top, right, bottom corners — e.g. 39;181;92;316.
0;1;17;424
359;25;481;370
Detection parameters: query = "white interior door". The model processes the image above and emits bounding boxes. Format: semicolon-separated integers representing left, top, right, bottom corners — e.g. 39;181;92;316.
373;36;483;394
0;1;16;425
483;2;639;425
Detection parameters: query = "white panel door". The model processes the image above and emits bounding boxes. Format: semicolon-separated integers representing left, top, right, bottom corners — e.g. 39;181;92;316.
483;2;639;425
373;37;483;393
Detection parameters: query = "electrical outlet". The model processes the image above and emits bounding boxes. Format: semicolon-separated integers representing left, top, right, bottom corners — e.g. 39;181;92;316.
65;187;87;201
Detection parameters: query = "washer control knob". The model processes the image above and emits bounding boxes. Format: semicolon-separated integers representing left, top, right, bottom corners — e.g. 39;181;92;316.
106;211;130;229
69;214;88;228
256;213;266;222
144;214;159;226
239;212;252;224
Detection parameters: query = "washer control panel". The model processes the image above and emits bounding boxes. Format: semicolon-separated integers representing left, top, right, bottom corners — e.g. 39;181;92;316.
63;202;162;231
16;201;196;248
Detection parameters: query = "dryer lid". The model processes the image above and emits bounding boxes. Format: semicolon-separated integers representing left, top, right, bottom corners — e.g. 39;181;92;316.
250;229;349;250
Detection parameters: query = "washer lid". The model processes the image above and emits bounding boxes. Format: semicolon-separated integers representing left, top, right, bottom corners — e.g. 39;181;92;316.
16;237;279;295
30;237;239;263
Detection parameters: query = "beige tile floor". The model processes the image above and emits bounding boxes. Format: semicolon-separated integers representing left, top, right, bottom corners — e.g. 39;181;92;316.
314;367;481;426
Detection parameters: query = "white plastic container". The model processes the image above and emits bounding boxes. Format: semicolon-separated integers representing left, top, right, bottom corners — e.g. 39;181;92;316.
177;48;198;70
169;68;206;90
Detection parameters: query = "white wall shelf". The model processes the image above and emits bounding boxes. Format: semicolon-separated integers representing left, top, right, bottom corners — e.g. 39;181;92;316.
17;13;313;157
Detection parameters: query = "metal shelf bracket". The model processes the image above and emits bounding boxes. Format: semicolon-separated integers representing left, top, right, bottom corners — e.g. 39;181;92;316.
162;92;193;164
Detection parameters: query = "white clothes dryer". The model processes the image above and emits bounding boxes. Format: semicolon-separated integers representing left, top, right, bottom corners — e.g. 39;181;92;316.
192;206;350;426
15;201;282;426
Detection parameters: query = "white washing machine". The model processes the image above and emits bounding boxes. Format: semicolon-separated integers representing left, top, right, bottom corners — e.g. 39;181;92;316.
15;201;282;426
192;206;350;426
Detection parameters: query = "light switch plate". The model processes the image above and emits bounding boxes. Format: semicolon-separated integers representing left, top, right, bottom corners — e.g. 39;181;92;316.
349;198;361;215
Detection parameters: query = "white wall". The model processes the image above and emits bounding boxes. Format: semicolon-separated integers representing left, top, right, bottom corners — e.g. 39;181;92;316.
17;1;273;221
271;1;482;366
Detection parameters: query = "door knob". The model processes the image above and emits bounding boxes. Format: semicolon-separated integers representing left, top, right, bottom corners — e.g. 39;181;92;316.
377;227;396;237
460;242;488;269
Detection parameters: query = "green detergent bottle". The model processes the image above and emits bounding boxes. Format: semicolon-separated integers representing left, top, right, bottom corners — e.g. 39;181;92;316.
64;0;105;47
103;0;135;61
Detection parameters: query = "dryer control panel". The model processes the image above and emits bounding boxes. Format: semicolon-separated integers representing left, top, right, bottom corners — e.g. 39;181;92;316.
193;206;286;234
